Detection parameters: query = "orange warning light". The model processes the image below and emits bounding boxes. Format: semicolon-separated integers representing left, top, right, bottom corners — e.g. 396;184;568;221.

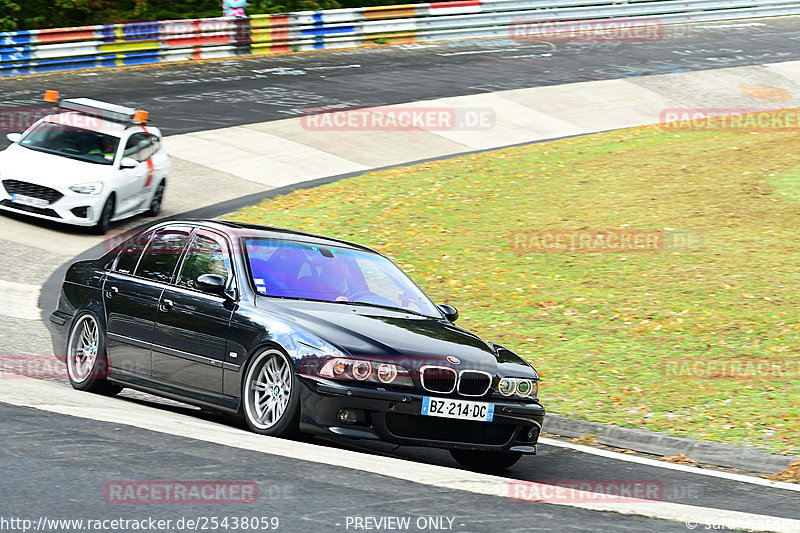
43;90;59;103
133;109;149;124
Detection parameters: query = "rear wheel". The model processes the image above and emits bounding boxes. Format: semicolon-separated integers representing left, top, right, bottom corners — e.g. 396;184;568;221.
65;312;122;395
145;181;165;217
242;347;300;437
449;449;523;472
92;196;114;235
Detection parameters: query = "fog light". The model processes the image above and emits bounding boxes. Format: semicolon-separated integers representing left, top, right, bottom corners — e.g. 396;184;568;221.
338;409;358;424
527;427;539;441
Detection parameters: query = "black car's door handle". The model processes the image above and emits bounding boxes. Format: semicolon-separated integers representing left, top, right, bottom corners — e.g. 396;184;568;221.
159;299;174;312
105;286;119;299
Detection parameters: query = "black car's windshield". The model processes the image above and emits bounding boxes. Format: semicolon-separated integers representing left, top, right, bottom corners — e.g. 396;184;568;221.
20;121;119;165
245;238;441;317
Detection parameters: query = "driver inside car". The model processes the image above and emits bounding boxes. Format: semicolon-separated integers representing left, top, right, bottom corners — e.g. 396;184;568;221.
319;259;351;301
89;138;116;161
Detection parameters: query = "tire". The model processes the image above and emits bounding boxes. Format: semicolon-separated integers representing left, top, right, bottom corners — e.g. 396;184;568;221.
449;449;523;472
241;347;301;437
92;196;114;235
145;181;165;217
65;311;122;396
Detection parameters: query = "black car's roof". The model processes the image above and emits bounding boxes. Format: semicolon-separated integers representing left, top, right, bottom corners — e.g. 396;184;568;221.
164;219;378;255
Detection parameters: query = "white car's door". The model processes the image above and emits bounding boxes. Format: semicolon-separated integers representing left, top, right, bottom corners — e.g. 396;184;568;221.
150;136;170;184
114;132;151;216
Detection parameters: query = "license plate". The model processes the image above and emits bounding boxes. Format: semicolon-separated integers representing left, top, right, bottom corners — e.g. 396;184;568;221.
421;396;494;423
10;193;49;208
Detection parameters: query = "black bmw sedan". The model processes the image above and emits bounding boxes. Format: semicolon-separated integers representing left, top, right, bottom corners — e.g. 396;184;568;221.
50;219;544;471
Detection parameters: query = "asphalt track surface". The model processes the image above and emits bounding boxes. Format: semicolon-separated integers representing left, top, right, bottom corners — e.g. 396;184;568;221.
2;16;800;533
0;18;800;139
1;402;690;533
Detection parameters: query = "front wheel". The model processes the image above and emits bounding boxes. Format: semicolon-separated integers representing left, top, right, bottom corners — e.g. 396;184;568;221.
145;181;165;217
449;449;523;472
66;312;122;395
242;348;300;437
92;197;114;235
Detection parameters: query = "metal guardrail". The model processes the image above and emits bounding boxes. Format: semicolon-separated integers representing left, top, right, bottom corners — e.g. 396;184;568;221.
1;0;799;76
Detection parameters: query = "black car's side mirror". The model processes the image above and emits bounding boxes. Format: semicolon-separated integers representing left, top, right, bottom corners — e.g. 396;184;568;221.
438;304;459;322
196;274;226;296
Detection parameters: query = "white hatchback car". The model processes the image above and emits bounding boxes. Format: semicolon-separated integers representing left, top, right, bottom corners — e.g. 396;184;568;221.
0;94;170;234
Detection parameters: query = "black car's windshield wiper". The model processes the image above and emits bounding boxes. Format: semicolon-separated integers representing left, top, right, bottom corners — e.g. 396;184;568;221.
331;299;430;318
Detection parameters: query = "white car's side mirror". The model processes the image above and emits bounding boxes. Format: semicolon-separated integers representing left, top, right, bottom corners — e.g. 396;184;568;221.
120;157;138;169
6;133;22;143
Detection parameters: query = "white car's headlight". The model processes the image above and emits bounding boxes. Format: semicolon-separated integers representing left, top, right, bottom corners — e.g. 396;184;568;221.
69;182;103;195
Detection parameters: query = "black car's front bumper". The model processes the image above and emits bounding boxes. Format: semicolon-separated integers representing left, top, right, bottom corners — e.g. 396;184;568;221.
297;376;545;453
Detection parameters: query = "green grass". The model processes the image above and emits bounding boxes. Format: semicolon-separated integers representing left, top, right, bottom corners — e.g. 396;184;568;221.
226;118;800;455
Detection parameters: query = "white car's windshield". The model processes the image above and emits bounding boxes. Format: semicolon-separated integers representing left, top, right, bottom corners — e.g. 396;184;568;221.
245;238;441;317
20;121;119;165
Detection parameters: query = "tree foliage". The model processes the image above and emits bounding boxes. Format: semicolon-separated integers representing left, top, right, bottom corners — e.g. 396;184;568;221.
1;0;429;30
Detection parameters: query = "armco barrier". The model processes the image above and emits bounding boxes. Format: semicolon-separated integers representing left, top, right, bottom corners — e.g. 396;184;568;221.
2;0;800;76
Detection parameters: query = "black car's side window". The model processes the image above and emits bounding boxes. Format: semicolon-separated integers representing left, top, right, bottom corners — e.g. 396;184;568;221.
135;228;190;283
113;230;154;275
176;231;232;291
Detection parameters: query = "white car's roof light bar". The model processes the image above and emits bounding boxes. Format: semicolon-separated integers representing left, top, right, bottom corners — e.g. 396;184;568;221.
43;91;149;125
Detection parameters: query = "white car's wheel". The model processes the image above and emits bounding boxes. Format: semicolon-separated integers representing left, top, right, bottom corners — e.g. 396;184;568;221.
145;181;165;217
92;196;114;235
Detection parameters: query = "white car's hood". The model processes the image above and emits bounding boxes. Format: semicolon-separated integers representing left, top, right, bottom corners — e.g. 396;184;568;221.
0;144;114;188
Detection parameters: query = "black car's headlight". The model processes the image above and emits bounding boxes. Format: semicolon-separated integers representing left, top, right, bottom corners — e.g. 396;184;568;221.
319;358;413;387
497;377;539;400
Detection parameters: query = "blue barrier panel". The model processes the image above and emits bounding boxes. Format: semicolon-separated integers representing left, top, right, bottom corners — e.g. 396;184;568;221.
0;47;33;63
301;22;356;49
28;55;100;73
0;31;37;46
98;51;161;67
0;63;32;76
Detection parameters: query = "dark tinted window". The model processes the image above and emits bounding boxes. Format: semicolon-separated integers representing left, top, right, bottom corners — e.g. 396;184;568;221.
135;227;190;283
177;232;232;290
20;121;119;166
113;230;153;275
245;238;440;316
123;133;154;163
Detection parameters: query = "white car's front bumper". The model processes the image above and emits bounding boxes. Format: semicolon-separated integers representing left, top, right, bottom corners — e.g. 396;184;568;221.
0;183;106;226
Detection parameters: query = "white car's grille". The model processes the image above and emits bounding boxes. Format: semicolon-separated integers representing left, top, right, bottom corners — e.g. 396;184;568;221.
3;179;63;204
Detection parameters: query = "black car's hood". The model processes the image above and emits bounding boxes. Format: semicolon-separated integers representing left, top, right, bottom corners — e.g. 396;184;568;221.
256;297;508;373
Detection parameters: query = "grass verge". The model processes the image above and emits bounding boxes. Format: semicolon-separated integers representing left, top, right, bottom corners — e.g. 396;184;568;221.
226;116;800;455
